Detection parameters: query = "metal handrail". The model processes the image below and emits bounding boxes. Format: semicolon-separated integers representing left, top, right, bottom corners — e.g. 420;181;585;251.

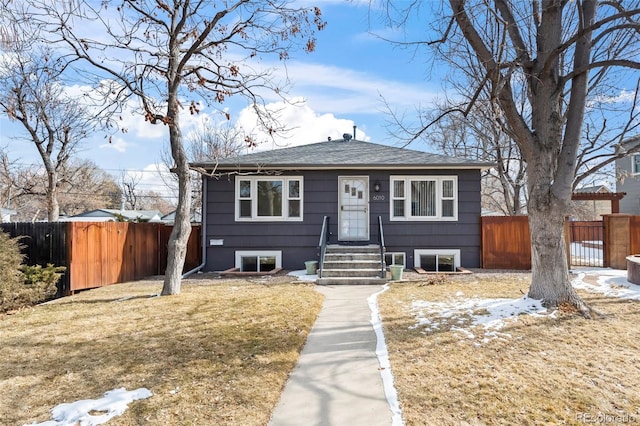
318;216;330;278
378;216;386;278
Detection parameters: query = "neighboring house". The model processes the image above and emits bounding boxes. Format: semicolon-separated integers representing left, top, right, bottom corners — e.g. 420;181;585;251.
191;137;491;276
1;208;16;223
161;210;202;224
616;138;640;214
571;185;613;220
64;209;163;222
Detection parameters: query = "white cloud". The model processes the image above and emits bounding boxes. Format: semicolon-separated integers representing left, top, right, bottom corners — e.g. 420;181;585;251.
100;136;130;153
123;163;177;199
235;98;369;151
275;61;440;115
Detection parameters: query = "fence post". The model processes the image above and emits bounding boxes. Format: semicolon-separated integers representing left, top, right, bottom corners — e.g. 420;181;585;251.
603;214;630;270
564;217;571;270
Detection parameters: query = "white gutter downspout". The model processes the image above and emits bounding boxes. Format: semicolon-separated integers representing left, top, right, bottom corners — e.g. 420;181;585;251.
182;175;207;278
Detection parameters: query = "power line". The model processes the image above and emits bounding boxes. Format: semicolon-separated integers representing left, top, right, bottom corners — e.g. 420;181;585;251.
9;161;175;174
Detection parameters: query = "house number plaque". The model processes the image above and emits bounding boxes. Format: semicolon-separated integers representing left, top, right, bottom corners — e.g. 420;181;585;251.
372;195;385;201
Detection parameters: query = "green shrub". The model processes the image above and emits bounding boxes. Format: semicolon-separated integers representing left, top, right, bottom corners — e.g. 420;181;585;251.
0;231;65;313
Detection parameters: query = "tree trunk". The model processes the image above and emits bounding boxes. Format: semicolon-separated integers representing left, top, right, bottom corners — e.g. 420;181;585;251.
162;165;191;295
161;99;192;296
527;207;571;302
526;170;592;317
47;171;59;222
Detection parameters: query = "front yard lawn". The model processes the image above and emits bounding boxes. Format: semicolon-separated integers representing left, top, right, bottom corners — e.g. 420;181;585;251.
378;271;640;425
0;276;323;425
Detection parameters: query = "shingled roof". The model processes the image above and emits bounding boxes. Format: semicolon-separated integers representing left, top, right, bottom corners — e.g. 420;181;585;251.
191;138;492;171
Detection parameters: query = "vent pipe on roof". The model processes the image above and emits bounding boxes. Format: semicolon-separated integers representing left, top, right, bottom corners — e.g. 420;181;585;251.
353;125;357;140
343;133;352;141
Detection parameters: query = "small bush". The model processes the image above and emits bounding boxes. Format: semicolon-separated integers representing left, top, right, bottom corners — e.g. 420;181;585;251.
0;231;64;313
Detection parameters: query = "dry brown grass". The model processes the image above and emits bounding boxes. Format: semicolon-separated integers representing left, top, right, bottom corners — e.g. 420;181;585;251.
379;272;640;426
0;275;323;425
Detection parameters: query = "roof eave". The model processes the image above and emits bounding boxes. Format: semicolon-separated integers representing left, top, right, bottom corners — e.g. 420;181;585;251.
191;163;494;172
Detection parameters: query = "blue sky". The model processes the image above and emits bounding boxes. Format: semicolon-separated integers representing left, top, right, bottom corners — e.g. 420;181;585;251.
0;0;444;187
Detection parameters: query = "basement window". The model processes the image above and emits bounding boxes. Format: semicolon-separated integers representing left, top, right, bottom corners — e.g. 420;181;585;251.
235;251;282;272
414;249;460;272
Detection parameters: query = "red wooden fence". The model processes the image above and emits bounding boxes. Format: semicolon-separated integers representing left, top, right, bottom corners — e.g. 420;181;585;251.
481;216;532;269
482;215;640;270
68;222;201;293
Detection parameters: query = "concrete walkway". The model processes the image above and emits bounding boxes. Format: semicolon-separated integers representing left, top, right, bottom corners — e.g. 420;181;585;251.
269;285;393;426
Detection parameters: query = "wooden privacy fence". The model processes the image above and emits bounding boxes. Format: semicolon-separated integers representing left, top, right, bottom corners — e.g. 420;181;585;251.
0;222;70;295
482;215;640;270
569;220;604;242
0;222;201;295
481;216;532;270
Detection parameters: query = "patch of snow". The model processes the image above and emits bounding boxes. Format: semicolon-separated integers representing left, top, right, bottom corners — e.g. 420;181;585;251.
368;285;404;426
288;270;318;282
570;242;603;266
410;294;554;344
25;388;152;426
572;268;640;300
409;268;640;346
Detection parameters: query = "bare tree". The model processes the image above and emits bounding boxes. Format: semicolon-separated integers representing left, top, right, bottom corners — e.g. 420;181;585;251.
136;191;175;215
0;154;122;221
427;102;527;215
189;121;247;162
0;49;95;222
120;171;143;210
57;159;122;216
9;1;325;294
383;1;640;316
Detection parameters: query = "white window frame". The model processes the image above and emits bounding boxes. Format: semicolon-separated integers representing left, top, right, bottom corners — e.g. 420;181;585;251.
235;176;303;221
385;252;406;268
390;176;458;221
414;249;461;272
633;154;640;175
235;251;282;272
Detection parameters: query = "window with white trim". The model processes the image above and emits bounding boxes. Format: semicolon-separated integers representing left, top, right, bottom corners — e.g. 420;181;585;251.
236;176;303;221
633;154;640;174
235;251;282;272
390;176;457;220
414;249;460;272
385;252;406;268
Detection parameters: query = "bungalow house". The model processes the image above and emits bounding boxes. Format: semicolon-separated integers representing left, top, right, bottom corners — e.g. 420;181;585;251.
191;136;491;283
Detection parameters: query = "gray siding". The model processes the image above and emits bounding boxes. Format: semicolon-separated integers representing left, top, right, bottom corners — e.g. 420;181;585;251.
617;155;640;214
204;169;482;271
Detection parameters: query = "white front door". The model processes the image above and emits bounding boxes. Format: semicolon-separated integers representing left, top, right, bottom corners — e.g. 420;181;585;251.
338;176;369;241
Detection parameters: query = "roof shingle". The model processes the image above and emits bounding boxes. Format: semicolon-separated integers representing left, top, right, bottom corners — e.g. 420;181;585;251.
191;139;492;171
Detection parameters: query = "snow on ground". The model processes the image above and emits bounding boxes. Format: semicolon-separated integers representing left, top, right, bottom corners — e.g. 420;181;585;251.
26;388;152;426
570;242;603;266
288;270;318;282
409;268;640;346
368;285;404;426
571;267;640;300
409;293;555;346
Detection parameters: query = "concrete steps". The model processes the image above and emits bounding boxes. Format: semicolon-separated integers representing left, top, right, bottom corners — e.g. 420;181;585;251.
317;244;387;285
